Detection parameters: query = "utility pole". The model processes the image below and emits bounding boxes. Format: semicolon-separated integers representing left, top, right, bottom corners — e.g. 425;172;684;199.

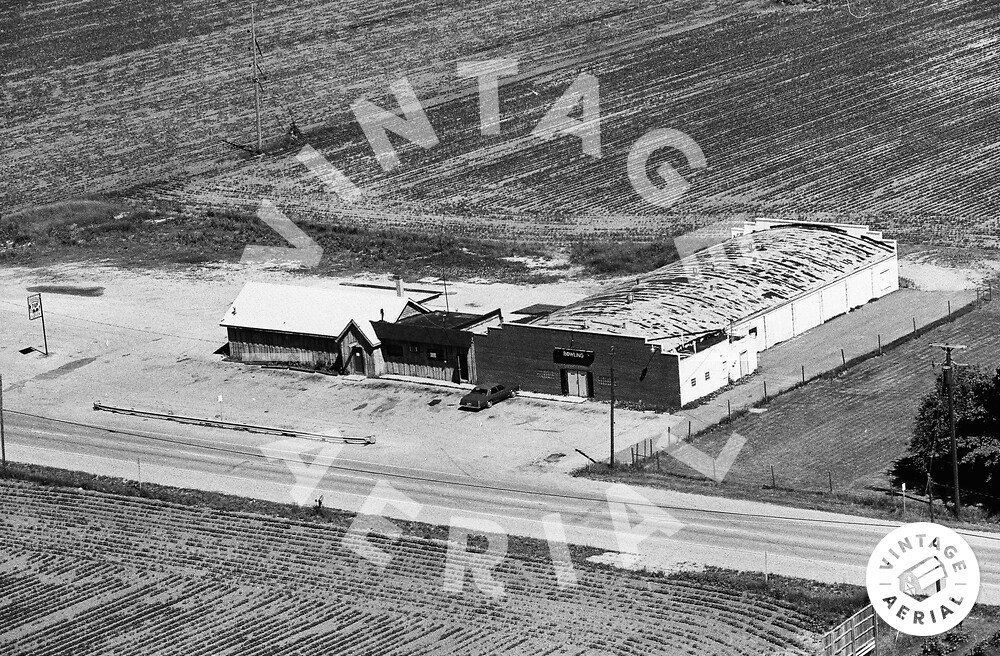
609;345;615;470
0;372;6;471
250;2;263;153
932;343;967;518
926;473;935;523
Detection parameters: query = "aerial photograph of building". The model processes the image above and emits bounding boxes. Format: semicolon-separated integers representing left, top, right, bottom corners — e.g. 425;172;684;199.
1;0;998;654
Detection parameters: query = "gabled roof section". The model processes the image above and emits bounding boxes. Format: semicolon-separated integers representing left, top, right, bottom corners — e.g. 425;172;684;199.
221;281;428;347
531;221;896;348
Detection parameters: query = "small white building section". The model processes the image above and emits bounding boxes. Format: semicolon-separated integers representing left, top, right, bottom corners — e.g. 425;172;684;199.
675;335;759;407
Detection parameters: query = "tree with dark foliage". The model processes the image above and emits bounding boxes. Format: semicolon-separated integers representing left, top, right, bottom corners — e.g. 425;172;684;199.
892;366;1000;511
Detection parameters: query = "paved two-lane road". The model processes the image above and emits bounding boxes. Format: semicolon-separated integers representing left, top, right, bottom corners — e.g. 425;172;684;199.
5;409;999;605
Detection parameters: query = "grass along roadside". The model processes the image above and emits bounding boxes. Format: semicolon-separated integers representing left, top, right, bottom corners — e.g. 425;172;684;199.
578;460;1000;532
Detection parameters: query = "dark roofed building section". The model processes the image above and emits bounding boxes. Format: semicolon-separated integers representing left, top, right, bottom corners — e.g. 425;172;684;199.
512;304;566;317
373;309;502;384
396;311;492;330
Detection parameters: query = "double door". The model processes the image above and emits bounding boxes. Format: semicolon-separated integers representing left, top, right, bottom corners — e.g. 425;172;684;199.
562;369;592;397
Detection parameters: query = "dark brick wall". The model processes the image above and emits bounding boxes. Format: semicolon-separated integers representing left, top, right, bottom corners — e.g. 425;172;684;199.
474;324;681;409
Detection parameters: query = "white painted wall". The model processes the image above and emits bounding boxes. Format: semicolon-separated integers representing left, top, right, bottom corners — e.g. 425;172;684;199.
730;254;899;355
820;282;849;321
763;304;794;349
792;293;823;334
677;337;759;406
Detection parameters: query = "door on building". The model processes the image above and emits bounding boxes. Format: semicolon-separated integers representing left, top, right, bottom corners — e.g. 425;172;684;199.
738;351;749;378
457;351;470;382
561;369;591;397
352;347;366;376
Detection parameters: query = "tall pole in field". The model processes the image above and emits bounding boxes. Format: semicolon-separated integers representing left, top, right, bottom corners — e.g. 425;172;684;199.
609;346;615;470
1;372;6;471
932;343;966;518
250;2;263;153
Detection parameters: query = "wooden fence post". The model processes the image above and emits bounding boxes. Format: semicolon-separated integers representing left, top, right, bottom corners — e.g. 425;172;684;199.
770;465;776;489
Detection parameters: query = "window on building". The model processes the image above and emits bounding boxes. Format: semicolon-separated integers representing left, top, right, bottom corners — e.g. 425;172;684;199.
690;378;697;387
408;343;421;353
536;369;556;379
597;375;612;386
748;327;758;338
428;347;446;361
705;371;711;381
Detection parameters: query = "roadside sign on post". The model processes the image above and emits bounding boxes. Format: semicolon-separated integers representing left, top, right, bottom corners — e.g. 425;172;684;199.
26;293;49;355
27;294;42;320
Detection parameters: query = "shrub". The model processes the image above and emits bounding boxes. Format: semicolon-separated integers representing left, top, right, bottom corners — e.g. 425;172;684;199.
569;240;679;274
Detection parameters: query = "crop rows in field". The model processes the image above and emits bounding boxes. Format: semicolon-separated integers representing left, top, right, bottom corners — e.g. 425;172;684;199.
671;303;1000;493
4;0;999;248
0;482;821;655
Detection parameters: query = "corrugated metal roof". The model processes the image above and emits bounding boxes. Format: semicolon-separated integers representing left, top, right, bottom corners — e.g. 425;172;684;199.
532;223;895;347
220;281;425;346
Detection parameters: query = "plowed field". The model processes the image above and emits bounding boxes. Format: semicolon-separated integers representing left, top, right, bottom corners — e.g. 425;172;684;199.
3;0;998;246
0;481;824;655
